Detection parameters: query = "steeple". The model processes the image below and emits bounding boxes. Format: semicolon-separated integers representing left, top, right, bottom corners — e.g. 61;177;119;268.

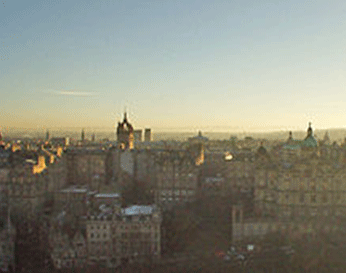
302;122;317;148
307;122;313;137
81;129;85;142
46;130;50;141
323;131;330;143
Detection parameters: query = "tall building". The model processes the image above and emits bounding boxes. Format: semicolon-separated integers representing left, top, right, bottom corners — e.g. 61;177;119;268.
144;128;151;142
133;130;142;143
81;129;85;142
116;113;134;150
46;130;50;142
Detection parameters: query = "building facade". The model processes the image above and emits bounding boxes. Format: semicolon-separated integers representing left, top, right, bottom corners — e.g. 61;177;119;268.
86;205;161;267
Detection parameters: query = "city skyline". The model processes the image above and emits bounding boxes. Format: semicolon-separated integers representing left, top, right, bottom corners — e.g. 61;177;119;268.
1;1;346;131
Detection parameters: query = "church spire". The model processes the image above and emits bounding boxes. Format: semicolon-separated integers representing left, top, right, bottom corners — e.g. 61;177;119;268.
307;122;313;137
81;129;85;142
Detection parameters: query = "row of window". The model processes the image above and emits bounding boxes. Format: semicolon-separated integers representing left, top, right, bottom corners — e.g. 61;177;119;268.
280;192;341;203
90;232;109;239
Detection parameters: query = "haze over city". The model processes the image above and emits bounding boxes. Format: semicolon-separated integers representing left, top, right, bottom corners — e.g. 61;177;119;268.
4;1;346;272
1;0;346;132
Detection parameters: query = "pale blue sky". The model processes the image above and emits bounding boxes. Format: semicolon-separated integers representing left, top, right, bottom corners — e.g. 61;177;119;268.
1;0;346;132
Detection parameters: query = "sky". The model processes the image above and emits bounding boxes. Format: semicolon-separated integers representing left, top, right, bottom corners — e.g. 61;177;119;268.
1;0;346;133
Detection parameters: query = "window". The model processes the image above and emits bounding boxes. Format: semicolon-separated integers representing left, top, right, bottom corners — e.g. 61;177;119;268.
310;181;316;191
299;193;305;203
285;193;289;202
322;193;328;203
311;194;316;203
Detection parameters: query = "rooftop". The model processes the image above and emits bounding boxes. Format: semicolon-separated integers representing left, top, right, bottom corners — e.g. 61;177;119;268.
94;193;120;198
122;205;156;216
59;186;88;193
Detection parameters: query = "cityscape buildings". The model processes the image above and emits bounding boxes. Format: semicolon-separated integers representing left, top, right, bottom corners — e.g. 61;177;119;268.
1;117;346;271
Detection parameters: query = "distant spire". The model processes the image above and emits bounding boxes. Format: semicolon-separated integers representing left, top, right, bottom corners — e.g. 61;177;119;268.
81;129;85;141
286;131;293;144
307;122;313;137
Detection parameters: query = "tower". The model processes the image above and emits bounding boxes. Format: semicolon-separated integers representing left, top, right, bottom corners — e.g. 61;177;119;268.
81;129;85;142
46;130;50;141
306;122;313;138
116;113;134;149
144;128;151;142
0;130;3;147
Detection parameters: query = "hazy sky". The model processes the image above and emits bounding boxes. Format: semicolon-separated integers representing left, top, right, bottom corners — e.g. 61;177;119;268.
1;0;346;133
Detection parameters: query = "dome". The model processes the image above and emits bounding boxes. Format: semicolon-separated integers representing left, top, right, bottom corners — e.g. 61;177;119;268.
301;136;318;148
257;145;267;155
189;131;208;142
256;143;270;160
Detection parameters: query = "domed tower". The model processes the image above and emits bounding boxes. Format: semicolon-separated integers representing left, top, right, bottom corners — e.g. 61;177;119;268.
116;112;134;150
302;122;317;148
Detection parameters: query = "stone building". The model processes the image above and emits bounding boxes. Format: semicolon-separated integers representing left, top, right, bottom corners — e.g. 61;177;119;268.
49;224;87;269
86;205;161;267
0;218;15;272
7;162;47;217
245;123;346;242
108;146;201;208
54;186;93;217
0;144;67;220
151;150;199;207
65;147;110;189
0;188;15;272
